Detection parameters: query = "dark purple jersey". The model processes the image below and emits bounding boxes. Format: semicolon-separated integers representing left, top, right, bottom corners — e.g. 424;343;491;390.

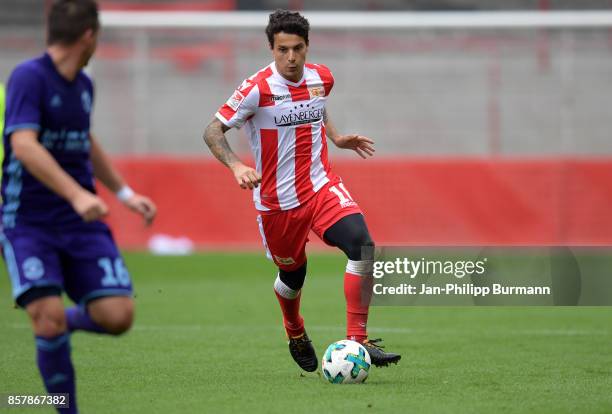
2;53;100;229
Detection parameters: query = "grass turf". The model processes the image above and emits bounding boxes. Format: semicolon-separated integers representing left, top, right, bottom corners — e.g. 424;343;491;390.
1;252;611;413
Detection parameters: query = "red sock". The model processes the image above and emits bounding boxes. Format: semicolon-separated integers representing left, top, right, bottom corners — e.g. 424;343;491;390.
345;272;372;342
274;288;304;338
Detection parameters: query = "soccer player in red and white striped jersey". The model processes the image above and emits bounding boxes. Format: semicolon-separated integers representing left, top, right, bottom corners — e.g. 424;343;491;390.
203;10;400;370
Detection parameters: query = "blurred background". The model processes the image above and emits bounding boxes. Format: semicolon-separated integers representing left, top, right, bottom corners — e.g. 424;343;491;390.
1;1;611;249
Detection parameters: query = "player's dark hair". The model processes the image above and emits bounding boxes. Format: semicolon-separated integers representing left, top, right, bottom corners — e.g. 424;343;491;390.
265;9;310;48
47;0;99;46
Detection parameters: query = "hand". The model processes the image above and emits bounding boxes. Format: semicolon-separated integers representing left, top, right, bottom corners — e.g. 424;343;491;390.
71;190;109;222
122;194;157;226
231;163;262;190
333;135;375;159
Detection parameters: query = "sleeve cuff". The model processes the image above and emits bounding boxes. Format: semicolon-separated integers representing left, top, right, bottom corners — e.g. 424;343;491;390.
4;123;41;135
215;112;232;127
215;112;244;129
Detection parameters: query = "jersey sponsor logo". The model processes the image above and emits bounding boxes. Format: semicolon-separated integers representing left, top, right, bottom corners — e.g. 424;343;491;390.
50;94;62;108
274;255;296;266
40;129;91;152
308;85;325;98
274;104;323;127
22;257;45;280
81;90;92;113
270;93;292;102
227;90;246;111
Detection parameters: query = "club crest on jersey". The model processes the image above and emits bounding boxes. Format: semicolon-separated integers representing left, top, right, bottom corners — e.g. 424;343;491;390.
227;90;245;111
50;94;62;108
23;257;45;280
274;255;296;266
308;85;325;98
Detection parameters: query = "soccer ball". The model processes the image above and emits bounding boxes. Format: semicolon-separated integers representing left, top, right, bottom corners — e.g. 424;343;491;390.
322;340;371;384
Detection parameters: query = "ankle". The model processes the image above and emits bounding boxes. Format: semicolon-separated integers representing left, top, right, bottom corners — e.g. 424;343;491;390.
347;335;367;343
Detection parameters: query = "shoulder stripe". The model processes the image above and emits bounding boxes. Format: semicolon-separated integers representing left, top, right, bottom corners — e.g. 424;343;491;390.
242;67;271;93
253;66;274;107
258;78;274;107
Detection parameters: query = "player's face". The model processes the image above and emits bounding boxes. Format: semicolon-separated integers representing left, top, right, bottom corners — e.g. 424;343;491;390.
271;32;308;83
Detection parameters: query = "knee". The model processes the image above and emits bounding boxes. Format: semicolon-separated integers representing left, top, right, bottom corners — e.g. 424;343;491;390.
346;232;375;261
278;263;307;291
27;299;66;337
104;309;133;336
358;236;375;249
90;299;134;336
350;225;374;247
106;304;133;335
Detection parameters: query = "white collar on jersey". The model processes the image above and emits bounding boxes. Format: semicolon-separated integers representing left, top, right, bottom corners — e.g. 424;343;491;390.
270;62;305;87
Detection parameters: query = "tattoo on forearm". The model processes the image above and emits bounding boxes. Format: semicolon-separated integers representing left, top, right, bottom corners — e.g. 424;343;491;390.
203;121;239;168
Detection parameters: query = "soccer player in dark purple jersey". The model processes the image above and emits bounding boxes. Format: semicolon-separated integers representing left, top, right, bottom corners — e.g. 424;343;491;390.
1;1;156;412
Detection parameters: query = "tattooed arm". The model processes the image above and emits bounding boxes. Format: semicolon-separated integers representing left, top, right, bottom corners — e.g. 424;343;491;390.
203;118;261;190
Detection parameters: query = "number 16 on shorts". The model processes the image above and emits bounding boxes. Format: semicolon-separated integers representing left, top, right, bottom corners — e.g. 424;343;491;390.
98;257;130;287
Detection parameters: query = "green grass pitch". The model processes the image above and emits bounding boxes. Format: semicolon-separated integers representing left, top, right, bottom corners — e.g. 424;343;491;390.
1;252;611;413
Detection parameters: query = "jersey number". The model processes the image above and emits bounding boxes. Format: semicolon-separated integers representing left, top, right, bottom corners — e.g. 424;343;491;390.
329;183;354;205
98;257;131;287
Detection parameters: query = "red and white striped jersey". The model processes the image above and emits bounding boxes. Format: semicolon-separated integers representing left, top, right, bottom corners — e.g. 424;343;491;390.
215;62;336;211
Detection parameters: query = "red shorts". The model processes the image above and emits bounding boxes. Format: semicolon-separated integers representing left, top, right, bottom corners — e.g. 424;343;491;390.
257;177;363;271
